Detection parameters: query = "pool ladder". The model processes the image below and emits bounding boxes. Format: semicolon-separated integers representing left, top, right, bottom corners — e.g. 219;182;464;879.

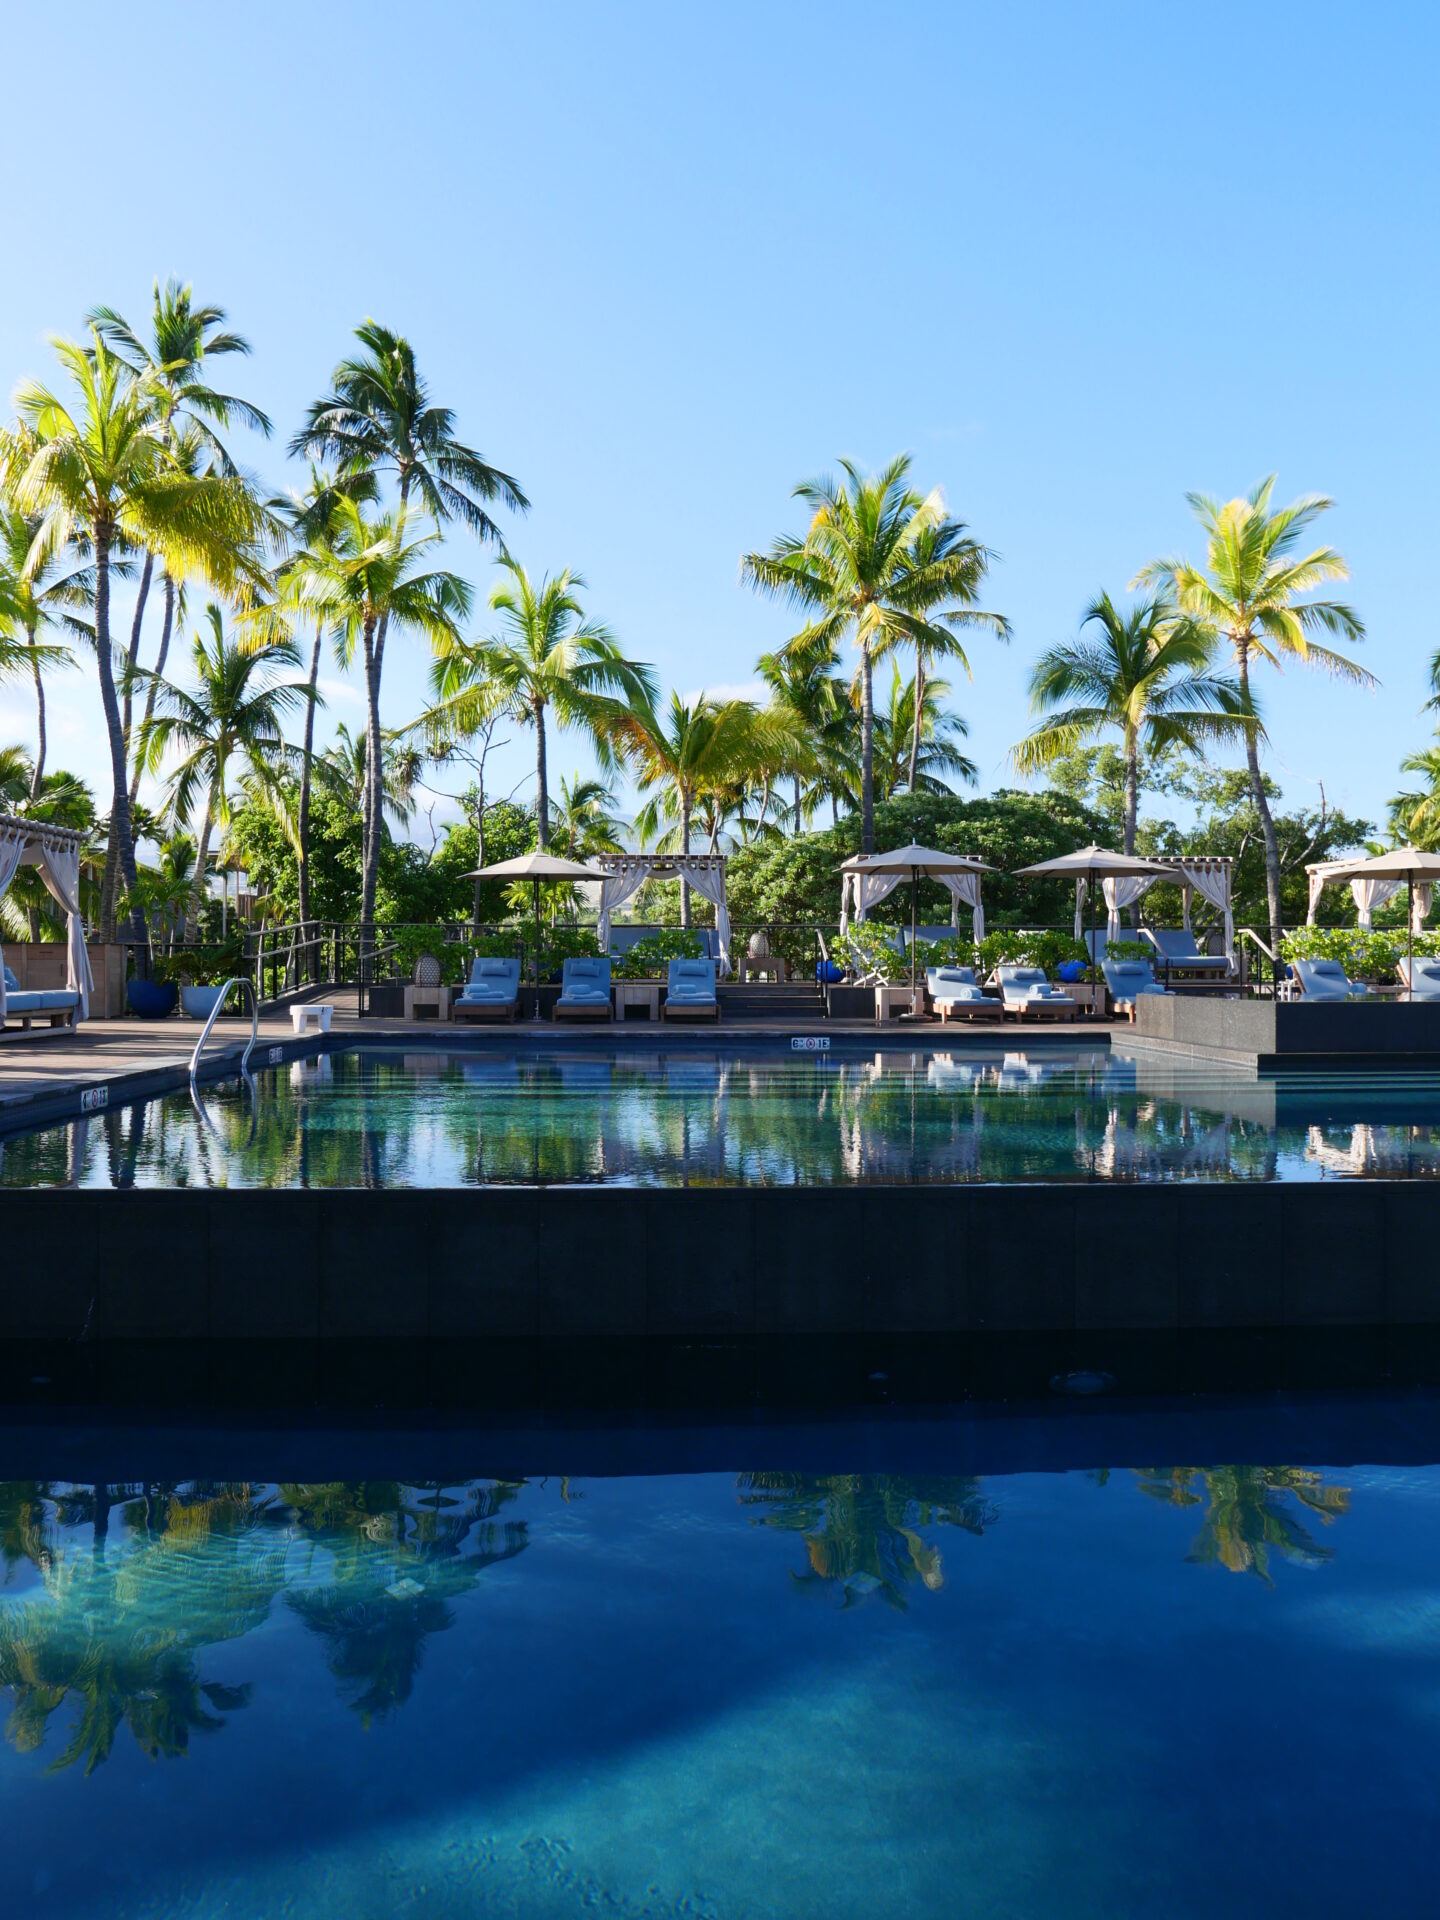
188;977;260;1096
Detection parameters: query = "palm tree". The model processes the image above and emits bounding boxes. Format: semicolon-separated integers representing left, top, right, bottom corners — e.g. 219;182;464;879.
3;331;271;941
599;692;769;925
756;640;849;833
743;456;1005;852
871;665;977;800
317;722;419;831
290;322;527;887
137;603;308;938
550;773;625;859
278;496;468;933
887;518;1009;792
419;558;654;846
1134;478;1370;945
1390;744;1440;850
1013;591;1249;856
0;502;89;795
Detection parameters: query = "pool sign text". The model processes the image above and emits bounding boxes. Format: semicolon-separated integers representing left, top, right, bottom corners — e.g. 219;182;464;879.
791;1036;831;1051
267;1046;283;1064
79;1085;109;1112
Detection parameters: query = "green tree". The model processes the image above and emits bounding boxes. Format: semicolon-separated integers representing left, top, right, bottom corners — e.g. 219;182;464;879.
4;331;270;941
1014;590;1248;855
890;517;1008;791
1135;478;1370;945
278;495;468;936
137;603;308;937
0;501;88;795
418;558;653;847
290;322;526;893
757;639;850;832
1389;742;1440;849
1133;1464;1349;1585
743;457;1004;852
870;663;976;800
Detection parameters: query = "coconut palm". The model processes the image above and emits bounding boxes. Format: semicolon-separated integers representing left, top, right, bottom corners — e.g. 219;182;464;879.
317;722;419;831
1013;591;1250;855
743;457;1005;852
550;773;625;860
419;558;654;847
0;502;88;795
1390;744;1440;850
3;331;271;941
290;323;526;884
278;496;468;933
886;518;1009;792
136;603;308;938
871;665;977;801
598;693;772;925
1134;478;1370;945
756;641;849;832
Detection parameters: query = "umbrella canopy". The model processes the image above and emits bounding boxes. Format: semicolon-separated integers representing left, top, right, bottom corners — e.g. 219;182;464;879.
1321;846;1440;995
1012;844;1173;880
838;846;993;995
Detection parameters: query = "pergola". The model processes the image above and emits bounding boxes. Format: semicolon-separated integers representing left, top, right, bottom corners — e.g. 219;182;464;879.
1306;856;1434;932
593;852;733;976
0;814;92;1023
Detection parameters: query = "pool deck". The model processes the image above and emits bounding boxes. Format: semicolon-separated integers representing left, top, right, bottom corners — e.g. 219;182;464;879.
0;990;1128;1135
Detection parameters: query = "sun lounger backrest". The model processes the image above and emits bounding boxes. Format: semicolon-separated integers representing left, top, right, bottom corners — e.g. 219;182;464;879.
2;966;16;992
998;965;1048;988
668;958;716;990
1401;956;1440;989
1103;960;1155;997
561;956;610;989
929;967;978;989
470;956;520;985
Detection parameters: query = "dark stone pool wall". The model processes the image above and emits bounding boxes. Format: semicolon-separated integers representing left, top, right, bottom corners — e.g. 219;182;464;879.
1132;994;1440;1066
7;1183;1438;1346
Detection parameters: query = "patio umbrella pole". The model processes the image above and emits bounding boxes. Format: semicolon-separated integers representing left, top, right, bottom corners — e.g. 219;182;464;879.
534;879;542;1019
911;863;919;1009
1409;873;1414;1003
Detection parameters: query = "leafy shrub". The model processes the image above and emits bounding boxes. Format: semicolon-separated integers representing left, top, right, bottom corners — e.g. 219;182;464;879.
151;935;247;987
1280;925;1402;980
613;930;704;978
840;921;911;981
537;925;600;980
1105;940;1152;964
974;929;1089;978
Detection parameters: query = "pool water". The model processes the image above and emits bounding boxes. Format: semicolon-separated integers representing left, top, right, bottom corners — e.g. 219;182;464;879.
6;1042;1440;1186
0;1412;1435;1915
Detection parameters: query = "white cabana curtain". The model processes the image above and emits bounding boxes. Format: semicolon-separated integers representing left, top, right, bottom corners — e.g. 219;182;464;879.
1101;875;1161;944
1350;876;1401;930
1414;884;1434;935
1173;859;1236;972
596;863;648;953
1072;879;1086;940
0;824;33;1024
939;871;985;942
37;836;93;1018
669;859;732;976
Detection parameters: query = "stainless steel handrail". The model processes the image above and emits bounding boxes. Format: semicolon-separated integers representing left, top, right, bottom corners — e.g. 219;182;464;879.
188;977;259;1094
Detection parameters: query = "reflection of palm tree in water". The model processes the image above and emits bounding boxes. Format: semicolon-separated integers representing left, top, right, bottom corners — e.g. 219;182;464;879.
1134;1465;1350;1584
283;1480;528;1724
737;1473;997;1607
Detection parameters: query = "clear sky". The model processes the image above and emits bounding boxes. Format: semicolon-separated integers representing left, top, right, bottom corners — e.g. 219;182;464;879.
2;0;1436;841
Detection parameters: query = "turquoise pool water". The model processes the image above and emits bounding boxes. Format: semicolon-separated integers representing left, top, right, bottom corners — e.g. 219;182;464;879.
0;1413;1435;1915
6;1042;1440;1186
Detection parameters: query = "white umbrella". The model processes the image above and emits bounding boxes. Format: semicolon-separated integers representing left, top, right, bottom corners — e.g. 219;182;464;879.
1015;844;1175;947
462;852;602;1014
842;844;993;996
1320;846;1440;997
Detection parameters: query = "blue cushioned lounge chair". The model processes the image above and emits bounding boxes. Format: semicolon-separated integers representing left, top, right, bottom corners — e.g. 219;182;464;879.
997;964;1078;1021
1398;956;1440;1000
1101;957;1174;1022
1;963;80;1032
452;956;522;1023
663;957;719;1021
1291;958;1369;1001
925;965;996;1024
1143;928;1229;977
555;956;612;1020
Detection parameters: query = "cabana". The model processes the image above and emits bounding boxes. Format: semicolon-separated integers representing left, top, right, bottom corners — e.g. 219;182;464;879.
594;852;733;977
0;815;92;1030
1014;845;1236;974
1319;847;1440;998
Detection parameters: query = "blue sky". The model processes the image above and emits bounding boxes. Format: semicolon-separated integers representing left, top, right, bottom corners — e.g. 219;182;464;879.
3;0;1435;839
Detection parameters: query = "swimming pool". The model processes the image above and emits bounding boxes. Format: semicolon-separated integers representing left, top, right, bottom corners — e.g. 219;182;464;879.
0;1398;1434;1916
7;1041;1440;1186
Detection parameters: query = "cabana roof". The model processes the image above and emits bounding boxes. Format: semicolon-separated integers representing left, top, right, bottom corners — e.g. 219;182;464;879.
0;812;85;854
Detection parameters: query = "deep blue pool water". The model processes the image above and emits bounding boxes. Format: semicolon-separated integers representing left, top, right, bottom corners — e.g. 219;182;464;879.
2;1410;1438;1914
6;1041;1440;1185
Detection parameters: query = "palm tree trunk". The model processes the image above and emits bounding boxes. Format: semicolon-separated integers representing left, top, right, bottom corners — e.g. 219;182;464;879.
679;789;692;928
184;799;215;943
534;701;549;847
1123;731;1140;927
121;552;155;753
860;643;875;855
93;519;146;949
297;620;322;936
1237;640;1283;948
128;573;175;811
908;653;925;793
360;619;383;944
27;629;45;797
793;775;802;835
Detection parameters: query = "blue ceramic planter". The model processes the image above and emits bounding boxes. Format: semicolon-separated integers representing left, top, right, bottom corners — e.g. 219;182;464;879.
126;978;178;1020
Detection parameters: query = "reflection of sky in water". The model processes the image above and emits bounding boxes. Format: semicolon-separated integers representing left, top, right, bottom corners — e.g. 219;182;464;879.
0;1453;1435;1915
5;1045;1440;1187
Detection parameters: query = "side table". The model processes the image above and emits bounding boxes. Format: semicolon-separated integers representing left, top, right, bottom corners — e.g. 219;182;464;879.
614;980;661;1021
403;985;453;1022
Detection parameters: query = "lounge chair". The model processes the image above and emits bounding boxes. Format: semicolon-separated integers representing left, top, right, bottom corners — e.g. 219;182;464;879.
925;965;996;1023
997;964;1078;1021
1101;958;1174;1023
1291;958;1369;1001
452;956;522;1023
1;964;80;1032
1398;956;1440;999
555;956;613;1020
663;957;719;1021
1143;928;1230;977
